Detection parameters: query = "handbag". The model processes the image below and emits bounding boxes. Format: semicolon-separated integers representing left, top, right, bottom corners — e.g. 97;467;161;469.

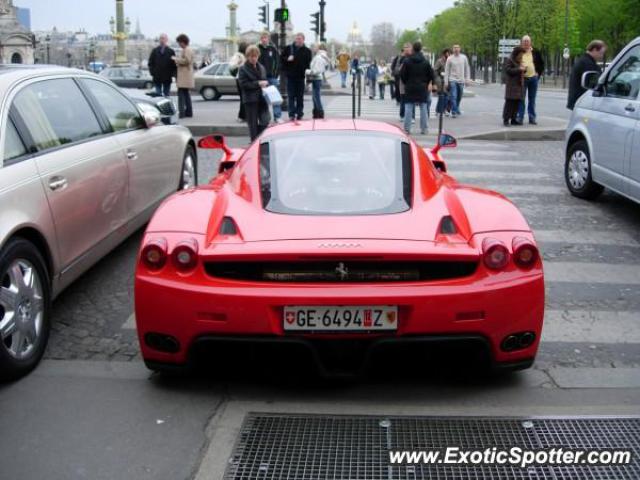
262;85;283;106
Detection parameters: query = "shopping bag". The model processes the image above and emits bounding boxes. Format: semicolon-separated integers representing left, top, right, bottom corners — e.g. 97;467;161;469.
262;85;283;106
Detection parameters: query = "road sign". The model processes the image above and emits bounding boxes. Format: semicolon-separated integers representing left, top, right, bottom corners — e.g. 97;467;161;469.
563;47;571;60
499;38;520;47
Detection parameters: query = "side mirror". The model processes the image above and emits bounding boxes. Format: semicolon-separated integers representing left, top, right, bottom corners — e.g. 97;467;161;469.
143;110;161;128
198;134;236;173
581;70;600;90
431;133;457;156
438;134;457;149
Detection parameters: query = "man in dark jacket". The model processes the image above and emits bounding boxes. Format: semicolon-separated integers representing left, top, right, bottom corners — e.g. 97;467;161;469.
258;31;282;123
281;33;312;121
567;40;607;110
400;42;435;135
148;33;176;97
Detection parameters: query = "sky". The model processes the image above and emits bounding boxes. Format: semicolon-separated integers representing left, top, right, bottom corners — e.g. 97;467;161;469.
16;0;456;45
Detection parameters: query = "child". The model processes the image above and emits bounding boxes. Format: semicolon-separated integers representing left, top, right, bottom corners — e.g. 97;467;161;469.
503;46;526;126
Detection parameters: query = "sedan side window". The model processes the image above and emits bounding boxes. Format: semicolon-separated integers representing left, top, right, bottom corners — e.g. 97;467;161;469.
3;119;28;164
12;78;104;152
606;46;640;99
81;79;145;132
205;64;220;76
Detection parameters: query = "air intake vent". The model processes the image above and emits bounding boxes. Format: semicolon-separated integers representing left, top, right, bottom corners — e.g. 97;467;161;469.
219;217;238;235
440;216;457;234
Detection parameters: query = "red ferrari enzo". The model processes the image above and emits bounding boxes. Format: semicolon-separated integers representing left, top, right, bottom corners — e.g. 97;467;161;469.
134;120;544;376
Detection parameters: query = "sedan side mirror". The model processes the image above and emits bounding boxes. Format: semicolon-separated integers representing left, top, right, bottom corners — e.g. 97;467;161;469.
581;70;601;90
198;134;236;173
143;110;161;128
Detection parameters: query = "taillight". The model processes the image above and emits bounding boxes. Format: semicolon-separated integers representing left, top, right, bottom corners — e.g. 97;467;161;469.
141;238;168;270
512;237;539;268
172;238;199;271
482;238;510;270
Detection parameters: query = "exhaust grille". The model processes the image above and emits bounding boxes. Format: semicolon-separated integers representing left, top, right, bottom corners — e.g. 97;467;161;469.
205;260;477;283
225;414;640;480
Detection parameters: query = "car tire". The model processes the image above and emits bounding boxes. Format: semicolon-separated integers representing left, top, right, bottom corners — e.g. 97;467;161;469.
143;81;154;90
565;139;604;200
0;238;51;382
179;145;198;190
201;87;221;101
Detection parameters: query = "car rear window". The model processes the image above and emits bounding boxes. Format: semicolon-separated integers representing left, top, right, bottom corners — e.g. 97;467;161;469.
260;132;411;215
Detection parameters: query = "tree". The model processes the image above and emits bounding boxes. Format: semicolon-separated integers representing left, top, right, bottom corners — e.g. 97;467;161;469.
395;29;421;52
370;22;397;62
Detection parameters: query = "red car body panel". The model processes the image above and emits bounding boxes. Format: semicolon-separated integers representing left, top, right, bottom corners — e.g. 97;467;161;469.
135;120;545;373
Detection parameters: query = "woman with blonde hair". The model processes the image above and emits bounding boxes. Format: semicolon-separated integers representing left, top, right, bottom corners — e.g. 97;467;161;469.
238;45;269;140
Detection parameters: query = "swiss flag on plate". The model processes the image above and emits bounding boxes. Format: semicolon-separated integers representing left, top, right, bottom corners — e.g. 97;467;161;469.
285;311;296;325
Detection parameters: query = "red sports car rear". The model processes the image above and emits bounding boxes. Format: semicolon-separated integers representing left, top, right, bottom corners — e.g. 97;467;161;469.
134;120;544;376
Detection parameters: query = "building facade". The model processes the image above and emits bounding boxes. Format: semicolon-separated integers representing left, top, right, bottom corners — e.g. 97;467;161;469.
0;0;34;64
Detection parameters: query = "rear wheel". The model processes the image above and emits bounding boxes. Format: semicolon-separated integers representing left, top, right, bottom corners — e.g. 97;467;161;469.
179;145;198;190
0;238;51;381
201;86;221;101
565;139;604;199
143;81;154;90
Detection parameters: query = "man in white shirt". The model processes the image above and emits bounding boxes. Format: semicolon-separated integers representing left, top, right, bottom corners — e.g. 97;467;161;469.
444;44;470;117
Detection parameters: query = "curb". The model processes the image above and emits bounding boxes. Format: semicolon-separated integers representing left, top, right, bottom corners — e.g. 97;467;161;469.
460;128;565;141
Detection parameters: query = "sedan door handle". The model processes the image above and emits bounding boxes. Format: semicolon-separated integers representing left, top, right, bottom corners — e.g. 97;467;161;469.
625;104;636;112
48;176;68;192
126;149;139;161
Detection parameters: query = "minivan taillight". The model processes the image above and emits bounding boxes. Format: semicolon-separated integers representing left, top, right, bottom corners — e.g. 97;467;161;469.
482;238;510;270
172;238;199;271
141;238;168;270
512;237;539;268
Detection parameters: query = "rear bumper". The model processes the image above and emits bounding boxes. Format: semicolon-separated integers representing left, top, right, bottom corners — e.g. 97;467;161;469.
145;335;534;377
135;269;545;373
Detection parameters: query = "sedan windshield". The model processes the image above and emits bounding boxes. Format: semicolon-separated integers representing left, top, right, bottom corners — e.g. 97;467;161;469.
261;133;411;215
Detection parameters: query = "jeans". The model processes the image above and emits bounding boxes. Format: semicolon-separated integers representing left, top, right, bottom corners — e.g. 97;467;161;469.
518;75;539;122
154;81;171;97
177;88;192;117
399;94;415;120
267;77;282;120
435;91;449;114
449;81;464;115
368;79;376;98
286;76;305;120
340;71;347;87
426;90;432;117
404;102;428;134
379;83;385;99
311;79;323;114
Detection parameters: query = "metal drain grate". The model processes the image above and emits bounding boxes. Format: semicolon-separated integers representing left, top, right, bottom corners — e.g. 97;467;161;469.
224;414;640;480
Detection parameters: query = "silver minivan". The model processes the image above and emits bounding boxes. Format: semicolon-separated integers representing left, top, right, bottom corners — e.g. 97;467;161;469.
0;66;197;380
565;36;640;202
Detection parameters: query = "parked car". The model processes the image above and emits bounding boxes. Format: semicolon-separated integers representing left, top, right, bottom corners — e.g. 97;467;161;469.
193;62;237;101
100;65;154;90
565;36;640;203
135;122;544;377
0;65;197;380
123;89;178;125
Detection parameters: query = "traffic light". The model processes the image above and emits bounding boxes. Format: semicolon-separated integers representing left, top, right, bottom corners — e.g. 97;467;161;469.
274;8;289;23
258;5;267;26
310;11;320;35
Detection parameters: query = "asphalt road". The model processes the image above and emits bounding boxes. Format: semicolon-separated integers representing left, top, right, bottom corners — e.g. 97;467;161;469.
1;126;639;477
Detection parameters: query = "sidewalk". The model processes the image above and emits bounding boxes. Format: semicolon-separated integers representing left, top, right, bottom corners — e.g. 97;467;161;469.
179;82;570;141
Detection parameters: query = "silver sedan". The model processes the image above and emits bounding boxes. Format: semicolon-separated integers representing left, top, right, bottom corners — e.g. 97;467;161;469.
0;65;197;380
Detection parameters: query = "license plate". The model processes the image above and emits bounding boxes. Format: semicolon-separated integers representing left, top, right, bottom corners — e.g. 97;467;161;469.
283;306;398;332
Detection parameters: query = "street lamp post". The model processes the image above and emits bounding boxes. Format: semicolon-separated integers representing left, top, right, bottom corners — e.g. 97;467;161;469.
110;0;130;65
45;35;51;64
278;0;288;110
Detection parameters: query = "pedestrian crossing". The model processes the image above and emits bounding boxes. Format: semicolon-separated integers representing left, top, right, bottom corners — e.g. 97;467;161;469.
326;95;404;120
